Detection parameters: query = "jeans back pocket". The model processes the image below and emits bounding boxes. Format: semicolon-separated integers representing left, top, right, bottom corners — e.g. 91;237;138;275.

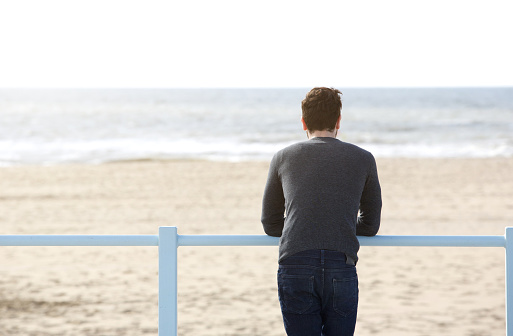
333;276;358;317
278;274;315;314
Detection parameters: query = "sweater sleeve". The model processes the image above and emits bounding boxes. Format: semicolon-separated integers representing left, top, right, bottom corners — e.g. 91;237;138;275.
356;155;382;236
261;154;285;237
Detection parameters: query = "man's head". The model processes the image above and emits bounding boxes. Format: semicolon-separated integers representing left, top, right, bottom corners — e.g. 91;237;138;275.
301;87;342;133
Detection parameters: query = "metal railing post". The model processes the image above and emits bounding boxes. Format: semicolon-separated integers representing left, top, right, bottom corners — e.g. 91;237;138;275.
506;227;513;336
159;227;178;336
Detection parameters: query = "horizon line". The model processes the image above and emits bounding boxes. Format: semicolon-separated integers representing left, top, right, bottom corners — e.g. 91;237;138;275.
1;85;512;90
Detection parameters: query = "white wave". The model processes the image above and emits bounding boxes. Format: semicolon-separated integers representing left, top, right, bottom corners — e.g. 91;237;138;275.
1;138;511;166
360;142;513;158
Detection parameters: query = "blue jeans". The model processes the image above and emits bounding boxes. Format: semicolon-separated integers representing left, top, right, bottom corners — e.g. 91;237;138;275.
277;250;358;336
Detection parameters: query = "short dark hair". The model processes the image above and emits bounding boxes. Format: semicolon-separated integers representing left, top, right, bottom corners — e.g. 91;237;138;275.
301;87;342;132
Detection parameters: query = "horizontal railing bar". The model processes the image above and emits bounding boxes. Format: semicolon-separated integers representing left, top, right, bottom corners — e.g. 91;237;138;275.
178;235;280;246
358;235;506;247
0;234;506;248
178;234;506;248
0;235;159;246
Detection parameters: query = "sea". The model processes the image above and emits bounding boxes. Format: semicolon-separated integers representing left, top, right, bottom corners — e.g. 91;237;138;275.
0;87;512;166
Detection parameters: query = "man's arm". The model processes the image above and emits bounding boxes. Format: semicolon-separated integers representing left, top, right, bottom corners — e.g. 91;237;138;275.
261;155;285;237
356;155;382;236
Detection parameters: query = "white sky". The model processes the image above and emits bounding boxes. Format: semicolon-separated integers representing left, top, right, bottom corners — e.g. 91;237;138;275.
0;0;512;88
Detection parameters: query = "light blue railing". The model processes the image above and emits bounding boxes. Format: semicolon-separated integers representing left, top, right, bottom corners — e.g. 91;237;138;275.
1;226;512;335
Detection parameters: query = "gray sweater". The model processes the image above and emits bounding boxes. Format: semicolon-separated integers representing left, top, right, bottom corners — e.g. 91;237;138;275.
261;137;382;263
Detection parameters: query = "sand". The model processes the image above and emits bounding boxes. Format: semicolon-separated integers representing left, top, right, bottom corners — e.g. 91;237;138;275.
1;158;512;335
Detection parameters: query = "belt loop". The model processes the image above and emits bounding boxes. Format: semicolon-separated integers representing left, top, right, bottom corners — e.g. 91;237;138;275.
346;255;356;266
320;249;325;266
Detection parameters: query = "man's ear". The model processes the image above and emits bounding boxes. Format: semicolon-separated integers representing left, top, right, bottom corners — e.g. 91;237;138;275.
301;117;308;131
335;115;341;130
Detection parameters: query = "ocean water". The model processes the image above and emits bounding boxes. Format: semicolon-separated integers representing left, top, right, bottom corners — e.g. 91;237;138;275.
0;88;512;165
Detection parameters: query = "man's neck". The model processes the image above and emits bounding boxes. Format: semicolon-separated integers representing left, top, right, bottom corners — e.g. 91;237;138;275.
307;129;338;139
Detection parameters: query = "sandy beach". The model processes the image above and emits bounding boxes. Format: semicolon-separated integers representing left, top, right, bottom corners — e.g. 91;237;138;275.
1;158;512;335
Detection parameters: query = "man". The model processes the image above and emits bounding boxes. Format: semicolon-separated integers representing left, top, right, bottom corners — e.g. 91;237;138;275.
261;87;382;336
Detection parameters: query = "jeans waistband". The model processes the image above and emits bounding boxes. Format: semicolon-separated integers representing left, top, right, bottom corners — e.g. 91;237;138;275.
280;249;356;266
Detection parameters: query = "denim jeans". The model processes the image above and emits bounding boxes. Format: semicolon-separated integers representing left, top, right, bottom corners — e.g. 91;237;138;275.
277;249;358;336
